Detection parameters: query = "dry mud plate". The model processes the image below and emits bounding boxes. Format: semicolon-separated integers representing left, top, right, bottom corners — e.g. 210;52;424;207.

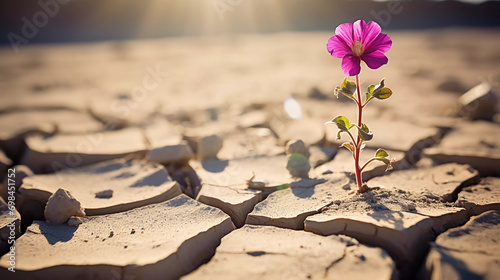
0;195;234;280
0;24;499;280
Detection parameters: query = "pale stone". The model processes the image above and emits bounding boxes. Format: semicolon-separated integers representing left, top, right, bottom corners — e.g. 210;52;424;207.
143;118;193;165
286;139;310;158
458;82;498;120
367;163;480;202
183;225;396;280
44;188;86;225
198;134;223;160
0;195;235;280
426;210;500;280
19;159;182;216
95;190;113;199
424;121;500;176
286;153;311;178
21;128;147;173
67;217;82;227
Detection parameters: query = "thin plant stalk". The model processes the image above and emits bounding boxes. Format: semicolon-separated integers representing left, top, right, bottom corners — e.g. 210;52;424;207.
354;74;363;192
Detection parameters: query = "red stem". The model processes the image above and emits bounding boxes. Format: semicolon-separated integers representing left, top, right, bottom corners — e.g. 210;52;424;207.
354;75;363;192
360;158;376;172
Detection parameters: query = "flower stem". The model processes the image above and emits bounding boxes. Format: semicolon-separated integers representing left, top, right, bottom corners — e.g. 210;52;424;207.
354;74;364;192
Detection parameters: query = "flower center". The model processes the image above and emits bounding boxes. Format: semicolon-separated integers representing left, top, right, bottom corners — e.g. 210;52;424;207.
351;40;364;57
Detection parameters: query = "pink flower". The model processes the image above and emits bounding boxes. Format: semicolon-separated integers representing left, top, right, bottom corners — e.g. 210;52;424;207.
327;20;392;76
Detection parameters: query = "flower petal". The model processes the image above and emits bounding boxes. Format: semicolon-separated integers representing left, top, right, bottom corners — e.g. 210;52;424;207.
341;54;361;76
335;22;354;46
364;33;392;54
356;20;382;47
361;51;388;70
352;19;366;42
327;35;352;58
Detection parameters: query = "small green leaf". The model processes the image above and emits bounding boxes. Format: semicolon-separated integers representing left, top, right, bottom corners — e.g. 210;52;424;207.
375;148;389;158
355;123;373;141
369;79;392;100
336;130;342;140
335;78;357;101
373;88;392;100
341;78;357;95
326;116;354;131
276;184;290;190
340;142;354;152
366;84;375;100
326;116;354;141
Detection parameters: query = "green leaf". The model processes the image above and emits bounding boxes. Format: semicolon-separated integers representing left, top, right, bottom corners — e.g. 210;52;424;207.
373;88;392;100
276;184;290;190
340;78;357;95
334;78;357;101
374;148;389;158
366;84;375;100
370;79;392;100
326;116;354;131
326;116;354;141
340;142;354;152
355;123;373;141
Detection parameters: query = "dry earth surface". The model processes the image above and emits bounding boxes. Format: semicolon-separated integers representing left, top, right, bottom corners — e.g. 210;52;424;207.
0;29;499;280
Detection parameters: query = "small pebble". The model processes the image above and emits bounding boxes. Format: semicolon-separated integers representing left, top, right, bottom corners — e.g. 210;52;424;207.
67;216;83;227
286;139;310;158
95;189;113;199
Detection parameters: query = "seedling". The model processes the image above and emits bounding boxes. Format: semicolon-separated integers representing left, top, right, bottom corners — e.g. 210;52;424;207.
325;20;394;193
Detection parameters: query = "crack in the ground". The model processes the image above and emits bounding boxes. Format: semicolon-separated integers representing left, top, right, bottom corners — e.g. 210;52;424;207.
323;244;348;278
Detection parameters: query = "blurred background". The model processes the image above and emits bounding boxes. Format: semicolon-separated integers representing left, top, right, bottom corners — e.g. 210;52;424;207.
0;0;499;172
1;0;500;43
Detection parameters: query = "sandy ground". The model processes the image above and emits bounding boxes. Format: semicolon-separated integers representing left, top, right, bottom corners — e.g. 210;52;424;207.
0;29;499;280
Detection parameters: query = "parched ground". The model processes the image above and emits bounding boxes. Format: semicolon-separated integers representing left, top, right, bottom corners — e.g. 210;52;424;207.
0;29;500;280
